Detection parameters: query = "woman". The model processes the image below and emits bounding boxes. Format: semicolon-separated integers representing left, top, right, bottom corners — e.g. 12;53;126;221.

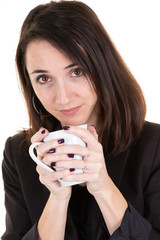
2;1;160;239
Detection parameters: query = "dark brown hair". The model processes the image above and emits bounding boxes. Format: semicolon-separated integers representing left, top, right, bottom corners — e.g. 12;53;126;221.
16;0;146;158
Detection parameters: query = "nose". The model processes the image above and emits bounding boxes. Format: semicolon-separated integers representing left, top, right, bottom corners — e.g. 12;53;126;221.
55;81;72;105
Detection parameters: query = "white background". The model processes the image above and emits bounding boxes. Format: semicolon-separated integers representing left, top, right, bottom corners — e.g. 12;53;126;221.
0;0;160;236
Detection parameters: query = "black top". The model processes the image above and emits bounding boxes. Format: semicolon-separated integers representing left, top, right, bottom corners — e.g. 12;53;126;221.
1;121;160;239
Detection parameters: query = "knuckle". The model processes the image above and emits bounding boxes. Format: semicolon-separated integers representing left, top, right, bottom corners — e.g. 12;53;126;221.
36;146;44;159
43;154;53;165
94;173;99;182
39;175;45;184
31;134;37;143
31;128;49;143
98;143;103;151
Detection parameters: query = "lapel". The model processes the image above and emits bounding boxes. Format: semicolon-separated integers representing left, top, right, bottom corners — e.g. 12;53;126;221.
106;148;130;188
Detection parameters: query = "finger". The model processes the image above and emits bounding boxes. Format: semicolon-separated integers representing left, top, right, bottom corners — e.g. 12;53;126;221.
36;165;74;182
62;160;103;183
31;128;49;143
44;157;86;170
43;153;72;166
36;165;50;175
49;144;89;159
62;172;91;183
36;138;65;159
88;125;98;140
42;144;89;168
62;125;100;149
43;152;75;166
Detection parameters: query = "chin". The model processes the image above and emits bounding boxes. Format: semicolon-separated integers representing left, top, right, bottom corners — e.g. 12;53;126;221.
60;118;87;127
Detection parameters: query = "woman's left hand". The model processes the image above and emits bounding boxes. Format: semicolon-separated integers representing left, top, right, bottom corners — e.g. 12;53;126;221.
60;125;110;197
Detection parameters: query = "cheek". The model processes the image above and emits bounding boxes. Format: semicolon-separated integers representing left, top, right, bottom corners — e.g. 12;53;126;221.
85;84;97;103
41;94;54;106
33;87;54;106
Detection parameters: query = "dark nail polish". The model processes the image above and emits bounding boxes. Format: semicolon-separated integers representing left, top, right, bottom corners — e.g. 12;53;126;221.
48;148;56;153
62;126;70;130
51;162;56;167
41;129;46;134
68;154;74;158
70;168;75;172
58;138;65;144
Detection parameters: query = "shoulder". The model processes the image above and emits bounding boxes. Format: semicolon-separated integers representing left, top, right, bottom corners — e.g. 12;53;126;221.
129;121;160;173
135;121;160;151
133;120;160;152
2;130;38;183
135;121;160;149
3;131;30;166
141;121;160;138
5;132;26;146
10;130;29;143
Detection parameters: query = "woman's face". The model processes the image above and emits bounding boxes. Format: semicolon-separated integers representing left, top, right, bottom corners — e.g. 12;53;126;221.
26;40;98;127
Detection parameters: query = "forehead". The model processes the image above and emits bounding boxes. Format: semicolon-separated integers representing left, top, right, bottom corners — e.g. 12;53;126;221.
26;40;70;60
25;40;73;70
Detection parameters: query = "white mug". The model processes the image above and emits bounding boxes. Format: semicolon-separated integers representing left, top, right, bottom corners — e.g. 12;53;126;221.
29;124;87;187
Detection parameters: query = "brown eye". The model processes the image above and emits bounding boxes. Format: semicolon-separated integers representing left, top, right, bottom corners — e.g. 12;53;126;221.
72;68;83;77
37;75;50;84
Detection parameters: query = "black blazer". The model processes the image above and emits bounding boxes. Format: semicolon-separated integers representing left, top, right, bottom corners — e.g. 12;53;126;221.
1;121;160;240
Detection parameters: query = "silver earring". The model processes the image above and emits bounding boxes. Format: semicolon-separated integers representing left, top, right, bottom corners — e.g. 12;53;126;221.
32;95;50;117
32;95;40;114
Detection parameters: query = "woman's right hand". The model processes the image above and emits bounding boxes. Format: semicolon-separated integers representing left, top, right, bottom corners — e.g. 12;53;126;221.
31;128;72;200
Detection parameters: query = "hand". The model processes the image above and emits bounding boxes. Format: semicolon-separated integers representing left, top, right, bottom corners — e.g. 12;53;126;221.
58;125;110;197
31;128;72;199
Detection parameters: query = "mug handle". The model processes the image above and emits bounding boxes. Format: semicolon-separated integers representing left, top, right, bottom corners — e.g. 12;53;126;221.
29;142;85;187
29;142;53;172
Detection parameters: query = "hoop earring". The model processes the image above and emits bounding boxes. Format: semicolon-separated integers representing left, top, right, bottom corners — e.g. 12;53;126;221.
32;95;40;114
32;95;50;117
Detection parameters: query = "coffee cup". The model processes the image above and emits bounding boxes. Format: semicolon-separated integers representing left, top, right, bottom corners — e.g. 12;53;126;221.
29;124;87;187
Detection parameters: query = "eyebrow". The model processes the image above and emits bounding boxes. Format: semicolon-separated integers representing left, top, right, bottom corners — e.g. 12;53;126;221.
31;70;48;75
31;63;77;75
64;63;76;69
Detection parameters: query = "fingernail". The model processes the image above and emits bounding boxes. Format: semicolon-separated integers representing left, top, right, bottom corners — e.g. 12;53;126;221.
62;126;70;130
68;154;74;158
51;162;56;167
70;168;75;172
41;129;46;134
48;148;56;153
58;138;65;144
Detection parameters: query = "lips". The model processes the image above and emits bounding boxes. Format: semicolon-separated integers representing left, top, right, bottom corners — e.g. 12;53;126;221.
60;105;81;116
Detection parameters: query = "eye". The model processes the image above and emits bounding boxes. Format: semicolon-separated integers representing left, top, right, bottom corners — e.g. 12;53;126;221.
71;68;83;77
37;75;51;84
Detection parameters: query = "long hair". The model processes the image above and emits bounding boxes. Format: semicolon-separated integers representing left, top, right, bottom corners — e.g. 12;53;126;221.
16;0;146;158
